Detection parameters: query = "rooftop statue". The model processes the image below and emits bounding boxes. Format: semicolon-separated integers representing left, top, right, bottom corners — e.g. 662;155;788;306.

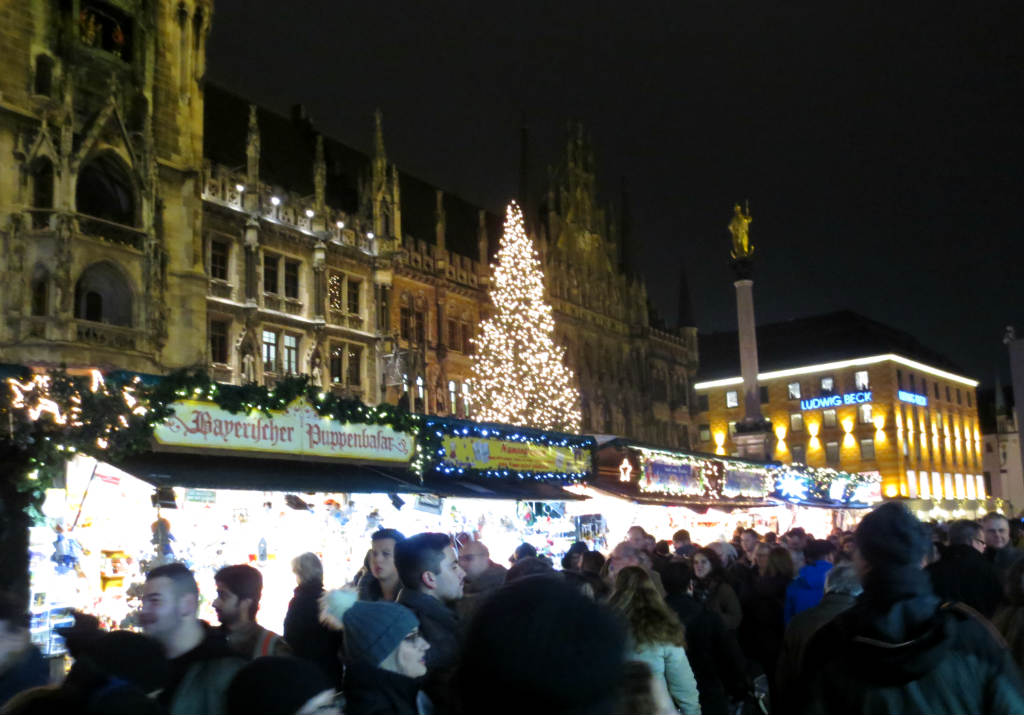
729;202;754;260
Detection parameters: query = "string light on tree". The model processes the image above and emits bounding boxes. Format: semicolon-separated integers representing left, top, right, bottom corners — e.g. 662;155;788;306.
470;201;581;432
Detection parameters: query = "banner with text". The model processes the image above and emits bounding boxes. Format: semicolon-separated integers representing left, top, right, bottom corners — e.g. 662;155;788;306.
154;400;415;463
440;436;590;475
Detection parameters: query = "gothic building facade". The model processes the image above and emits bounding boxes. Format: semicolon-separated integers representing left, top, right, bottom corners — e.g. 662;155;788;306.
0;0;697;448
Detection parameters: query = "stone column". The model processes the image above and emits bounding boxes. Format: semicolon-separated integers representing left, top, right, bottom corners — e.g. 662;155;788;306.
244;218;259;305
734;278;761;423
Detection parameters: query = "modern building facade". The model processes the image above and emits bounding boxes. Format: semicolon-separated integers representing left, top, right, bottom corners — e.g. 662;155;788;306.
0;0;697;447
693;312;983;500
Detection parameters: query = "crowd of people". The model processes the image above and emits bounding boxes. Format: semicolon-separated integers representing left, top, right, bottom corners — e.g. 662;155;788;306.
4;506;1024;713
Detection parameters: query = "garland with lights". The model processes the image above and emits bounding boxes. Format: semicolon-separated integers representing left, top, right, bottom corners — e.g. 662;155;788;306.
772;464;881;505
633;447;775;501
0;368;424;521
421;416;594;484
470;201;582;432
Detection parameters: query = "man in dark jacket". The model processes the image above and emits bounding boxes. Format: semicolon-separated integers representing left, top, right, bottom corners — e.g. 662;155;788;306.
983;512;1024;583
776;561;860;710
458;540;507;596
141;562;245;715
284;552;343;684
798;502;1024;715
927;519;1003;618
395;532;464;709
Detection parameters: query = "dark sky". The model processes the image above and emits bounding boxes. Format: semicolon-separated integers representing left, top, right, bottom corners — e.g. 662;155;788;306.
206;1;1024;386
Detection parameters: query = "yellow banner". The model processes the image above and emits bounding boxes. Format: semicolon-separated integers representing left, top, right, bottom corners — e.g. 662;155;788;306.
154;399;415;463
441;436;590;474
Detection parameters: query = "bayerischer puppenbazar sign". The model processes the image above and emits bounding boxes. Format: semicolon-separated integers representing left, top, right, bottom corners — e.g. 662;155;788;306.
153;399;415;463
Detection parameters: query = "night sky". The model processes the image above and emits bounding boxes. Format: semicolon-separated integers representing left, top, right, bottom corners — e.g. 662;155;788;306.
206;2;1024;386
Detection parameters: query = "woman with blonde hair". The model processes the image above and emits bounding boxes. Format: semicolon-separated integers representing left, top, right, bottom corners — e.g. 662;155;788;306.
609;566;701;714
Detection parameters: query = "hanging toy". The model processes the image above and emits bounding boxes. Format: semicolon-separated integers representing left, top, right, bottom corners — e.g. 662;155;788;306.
51;524;82;574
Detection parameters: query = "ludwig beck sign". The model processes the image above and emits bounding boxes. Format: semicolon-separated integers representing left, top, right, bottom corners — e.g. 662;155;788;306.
154;400;415;464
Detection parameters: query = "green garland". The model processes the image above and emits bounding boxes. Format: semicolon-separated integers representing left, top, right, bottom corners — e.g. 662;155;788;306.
1;368;423;520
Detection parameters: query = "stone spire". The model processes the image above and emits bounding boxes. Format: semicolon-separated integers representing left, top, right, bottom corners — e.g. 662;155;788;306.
313;134;326;211
245;105;260;185
435;190;446;251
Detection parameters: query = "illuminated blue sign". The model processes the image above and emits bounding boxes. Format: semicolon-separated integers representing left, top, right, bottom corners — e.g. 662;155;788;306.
800;391;872;411
898;390;928;406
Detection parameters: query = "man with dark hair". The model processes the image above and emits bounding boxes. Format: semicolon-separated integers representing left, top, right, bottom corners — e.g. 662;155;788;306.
141;562;244;714
784;539;836;624
359;528;405;602
394;532;464;701
213;564;290;659
982;512;1024;583
673;529;697;557
729;528;761;600
0;595;48;709
926;519;1003;618
798;502;1024;714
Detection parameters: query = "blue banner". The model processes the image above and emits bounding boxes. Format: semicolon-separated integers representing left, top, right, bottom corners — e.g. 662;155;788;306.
641;459;703;495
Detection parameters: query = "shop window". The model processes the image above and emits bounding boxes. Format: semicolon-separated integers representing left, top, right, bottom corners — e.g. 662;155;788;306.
282;334;299;374
30;266;49;317
30;158;54;228
698;424;711;443
787;382;801;400
263;253;279;294
34;54;55;96
284;259;300;299
791;443;806;464
790;413;804;432
860;438;876;460
697;394;709;412
725;390;739;409
261;330;278;372
820;376;835;394
347;279;360;314
209;320;229;364
347;345;362;386
76;153;135;226
74;262;132;326
855;370;870;390
209;240;229;281
825;441;840;465
759;386;769;404
858;403;873;424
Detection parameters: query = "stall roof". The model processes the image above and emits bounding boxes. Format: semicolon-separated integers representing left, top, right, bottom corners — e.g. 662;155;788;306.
421;475;588;501
596;438;778;469
115;452;428;494
590;481;775;513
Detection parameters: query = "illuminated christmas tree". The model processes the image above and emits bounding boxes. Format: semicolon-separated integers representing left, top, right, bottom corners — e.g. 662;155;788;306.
471;201;581;432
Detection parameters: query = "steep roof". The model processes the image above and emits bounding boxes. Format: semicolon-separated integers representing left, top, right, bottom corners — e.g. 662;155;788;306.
697;310;967;382
202;84;500;260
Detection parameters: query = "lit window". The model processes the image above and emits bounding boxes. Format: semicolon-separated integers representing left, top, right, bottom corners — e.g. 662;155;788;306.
944;473;954;499
907;470;918;498
725;391;739;408
282;334;298;374
976;474;986;499
860;438;876;460
820;376;835;393
699;424;711;442
858;403;873;424
728;421;737;436
449;380;458;413
347;280;360;314
825;441;840;465
791;443;806;463
261;330;278;371
790;413;804;432
855;370;870;390
823;409;837;428
330;345;344;383
461;382;472;415
787;382;801;400
416;375;425;400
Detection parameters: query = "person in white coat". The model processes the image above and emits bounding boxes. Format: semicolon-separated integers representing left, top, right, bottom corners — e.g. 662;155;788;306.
610;566;701;714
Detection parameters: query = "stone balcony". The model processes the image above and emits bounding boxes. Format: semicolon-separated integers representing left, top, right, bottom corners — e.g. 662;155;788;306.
75;320;139;351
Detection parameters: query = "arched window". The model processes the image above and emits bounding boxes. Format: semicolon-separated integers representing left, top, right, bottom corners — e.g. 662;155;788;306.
34;55;54;96
76;153;135;226
30;265;49;316
74;262;132;326
30;158;54;229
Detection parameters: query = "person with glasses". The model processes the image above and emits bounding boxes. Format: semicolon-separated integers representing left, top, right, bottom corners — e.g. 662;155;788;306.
320;590;430;715
926;519;1003;619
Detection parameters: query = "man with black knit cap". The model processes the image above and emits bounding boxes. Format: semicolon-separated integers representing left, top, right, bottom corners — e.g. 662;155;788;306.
798;501;1024;715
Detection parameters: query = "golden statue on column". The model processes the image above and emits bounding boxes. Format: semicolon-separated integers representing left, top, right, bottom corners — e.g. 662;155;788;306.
728;202;754;260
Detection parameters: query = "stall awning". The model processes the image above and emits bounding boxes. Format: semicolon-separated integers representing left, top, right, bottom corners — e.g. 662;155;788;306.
115;452;428;494
590;481;774;512
422;474;587;501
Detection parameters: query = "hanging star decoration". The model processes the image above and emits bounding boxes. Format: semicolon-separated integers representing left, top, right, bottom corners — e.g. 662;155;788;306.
619;457;633;483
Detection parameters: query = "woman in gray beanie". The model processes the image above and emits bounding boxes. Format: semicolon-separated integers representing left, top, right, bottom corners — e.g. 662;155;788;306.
320;590;430;715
